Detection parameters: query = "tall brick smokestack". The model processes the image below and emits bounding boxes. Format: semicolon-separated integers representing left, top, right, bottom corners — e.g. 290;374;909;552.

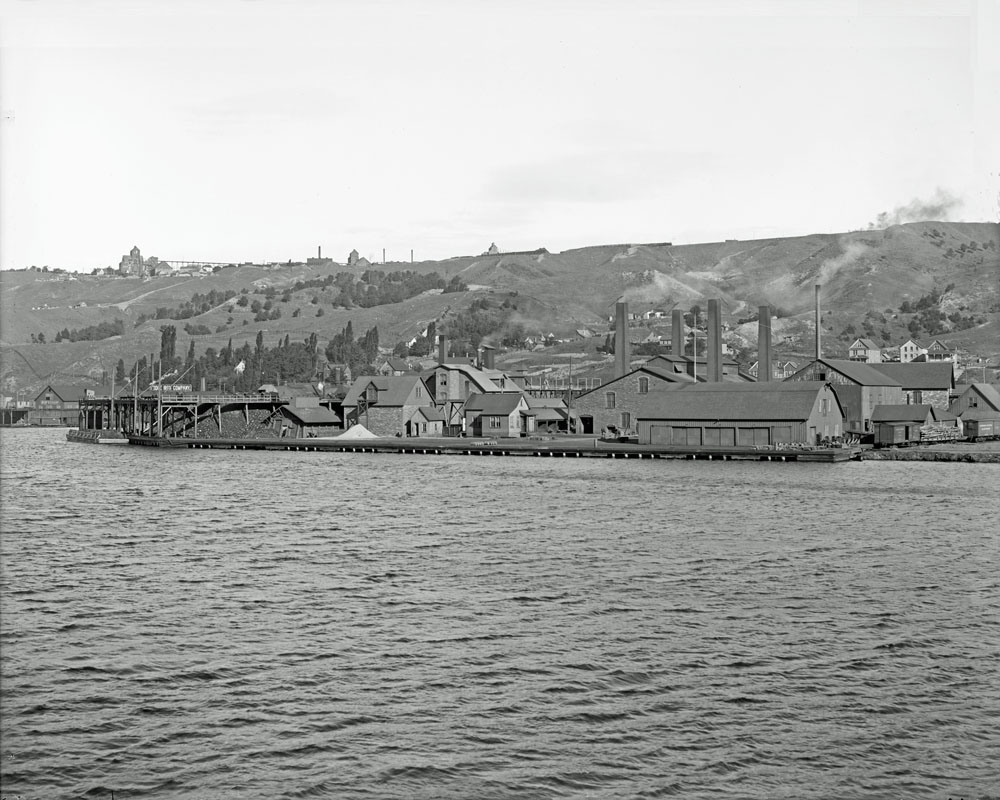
815;285;822;360
614;301;629;378
758;305;772;382
671;310;683;356
707;299;723;382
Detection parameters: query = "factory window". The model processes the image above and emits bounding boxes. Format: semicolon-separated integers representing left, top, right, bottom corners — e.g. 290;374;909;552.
620;412;631;429
605;392;616;409
638;377;649;394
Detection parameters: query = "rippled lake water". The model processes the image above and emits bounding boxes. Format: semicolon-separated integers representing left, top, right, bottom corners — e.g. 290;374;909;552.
1;427;998;799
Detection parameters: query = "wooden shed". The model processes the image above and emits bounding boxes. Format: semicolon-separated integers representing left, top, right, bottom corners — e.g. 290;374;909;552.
636;381;844;447
870;404;935;447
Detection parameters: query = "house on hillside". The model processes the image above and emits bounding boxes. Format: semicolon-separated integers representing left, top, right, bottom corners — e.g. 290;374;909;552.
922;339;957;363
636;382;845;447
571;363;692;435
375;357;412;377
463;392;533;438
340;374;434;436
869;362;955;409
785;358;903;434
897;339;927;363
848;338;882;363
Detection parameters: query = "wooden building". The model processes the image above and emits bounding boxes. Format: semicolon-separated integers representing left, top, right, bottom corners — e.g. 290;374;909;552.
32;383;99;426
279;396;341;437
785;358;903;434
463;393;533;438
950;382;1000;416
636;382;845;447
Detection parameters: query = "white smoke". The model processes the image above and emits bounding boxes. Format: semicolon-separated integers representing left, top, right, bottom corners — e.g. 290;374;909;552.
817;241;869;286
869;188;960;229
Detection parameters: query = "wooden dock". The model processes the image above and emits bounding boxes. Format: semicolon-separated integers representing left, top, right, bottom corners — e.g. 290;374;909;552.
126;434;860;462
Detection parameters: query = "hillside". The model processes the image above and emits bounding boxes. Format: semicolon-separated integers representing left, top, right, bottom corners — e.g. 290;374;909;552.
2;221;997;393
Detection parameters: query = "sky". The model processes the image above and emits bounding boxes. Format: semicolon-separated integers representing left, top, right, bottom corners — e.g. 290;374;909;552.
1;0;998;271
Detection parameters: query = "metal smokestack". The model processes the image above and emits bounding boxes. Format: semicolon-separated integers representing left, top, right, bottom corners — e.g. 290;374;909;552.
318;245;321;259
614;301;629;378
671;309;683;356
758;305;772;382
707;299;723;382
482;345;495;371
815;285;822;360
438;337;449;364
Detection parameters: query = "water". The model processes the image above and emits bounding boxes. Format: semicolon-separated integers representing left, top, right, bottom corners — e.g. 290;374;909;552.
1;428;998;799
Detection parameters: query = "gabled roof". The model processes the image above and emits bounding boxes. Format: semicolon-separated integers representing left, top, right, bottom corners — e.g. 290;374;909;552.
342;375;428;407
464;392;525;415
960;406;1000;421
850;338;881;350
870;404;934;423
411;406;445;422
430;362;516;394
282;405;341;425
961;382;1000;412
380;357;411;371
869;362;954;390
807;359;901;386
36;384;90;402
638;381;837;421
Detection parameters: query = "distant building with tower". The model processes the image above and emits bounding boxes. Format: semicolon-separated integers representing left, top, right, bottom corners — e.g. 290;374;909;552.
347;249;371;268
119;245;146;276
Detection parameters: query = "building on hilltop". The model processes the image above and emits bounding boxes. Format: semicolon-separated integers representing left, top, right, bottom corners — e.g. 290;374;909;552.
119;245;145;276
347;249;371;268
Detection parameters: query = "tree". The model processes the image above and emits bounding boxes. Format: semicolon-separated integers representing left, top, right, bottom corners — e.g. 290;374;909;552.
37;332;46;344
115;359;126;384
159;325;177;367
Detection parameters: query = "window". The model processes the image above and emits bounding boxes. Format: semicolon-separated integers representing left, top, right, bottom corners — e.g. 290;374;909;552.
821;399;829;413
488;416;502;428
415;385;421;398
638;377;649;394
620;412;631;429
605;391;616;409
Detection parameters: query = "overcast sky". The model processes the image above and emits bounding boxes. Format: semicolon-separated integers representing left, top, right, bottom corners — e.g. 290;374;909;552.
1;0;997;271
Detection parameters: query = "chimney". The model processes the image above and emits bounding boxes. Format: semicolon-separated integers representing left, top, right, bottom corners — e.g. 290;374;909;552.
318;245;321;260
707;299;723;382
614;301;629;378
482;345;495;371
758;304;772;382
438;336;449;364
815;285;822;360
671;309;683;356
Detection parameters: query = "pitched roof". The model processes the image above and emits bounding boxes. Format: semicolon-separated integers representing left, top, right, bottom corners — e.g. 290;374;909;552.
869;362;954;390
851;338;881;349
36;384;90;402
464;392;525;415
411;406;445;422
960;407;1000;421
429;362;516;393
963;382;1000;412
282;406;341;425
870;404;934;423
811;359;902;386
380;357;411;371
342;375;428;407
638;381;835;421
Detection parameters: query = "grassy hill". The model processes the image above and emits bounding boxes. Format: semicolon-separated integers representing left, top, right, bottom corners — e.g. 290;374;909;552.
2;220;997;394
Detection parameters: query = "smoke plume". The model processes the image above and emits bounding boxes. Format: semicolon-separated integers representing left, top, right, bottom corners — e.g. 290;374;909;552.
869;188;960;229
817;240;869;286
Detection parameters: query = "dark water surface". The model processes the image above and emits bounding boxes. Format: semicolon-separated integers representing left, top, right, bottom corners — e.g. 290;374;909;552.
2;428;998;799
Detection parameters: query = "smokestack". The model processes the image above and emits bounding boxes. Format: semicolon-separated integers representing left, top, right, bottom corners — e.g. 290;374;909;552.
200;377;206;392
411;249;414;263
758;304;772;382
383;247;386;264
671;310;683;356
815;285;822;360
707;299;723;382
482;345;495;371
614;301;629;378
318;245;321;259
438;337;449;364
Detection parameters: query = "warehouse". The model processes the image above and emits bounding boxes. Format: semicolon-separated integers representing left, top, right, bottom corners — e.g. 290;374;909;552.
636;381;844;447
